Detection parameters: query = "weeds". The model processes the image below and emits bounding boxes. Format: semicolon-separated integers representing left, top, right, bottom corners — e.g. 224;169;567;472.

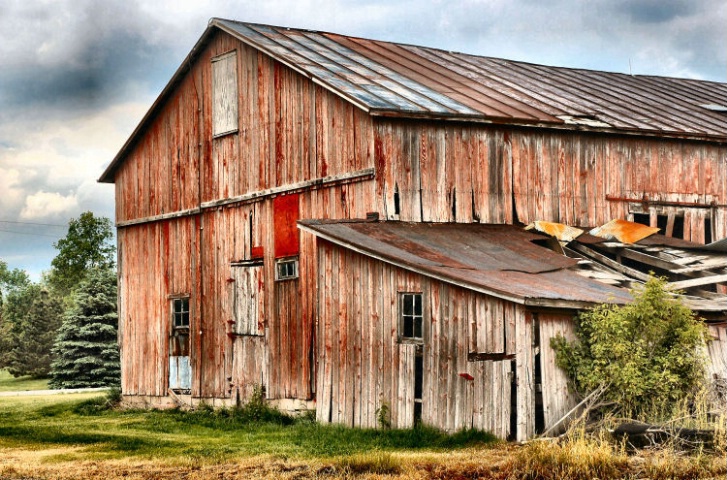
332;452;401;475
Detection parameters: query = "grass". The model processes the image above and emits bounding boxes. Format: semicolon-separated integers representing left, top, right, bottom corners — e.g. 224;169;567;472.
0;369;49;392
0;392;724;479
0;391;496;463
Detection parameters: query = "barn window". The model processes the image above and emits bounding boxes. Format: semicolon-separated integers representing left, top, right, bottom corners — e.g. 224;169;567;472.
171;297;190;329
275;257;299;281
212;51;239;137
399;292;423;341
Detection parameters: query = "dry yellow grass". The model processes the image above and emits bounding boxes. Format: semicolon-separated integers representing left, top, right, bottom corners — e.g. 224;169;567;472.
2;443;724;480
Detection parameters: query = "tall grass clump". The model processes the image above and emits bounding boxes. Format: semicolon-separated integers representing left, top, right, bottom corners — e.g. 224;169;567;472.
507;429;629;480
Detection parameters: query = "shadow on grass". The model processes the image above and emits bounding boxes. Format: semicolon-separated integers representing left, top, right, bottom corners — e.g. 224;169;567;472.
0;425;176;454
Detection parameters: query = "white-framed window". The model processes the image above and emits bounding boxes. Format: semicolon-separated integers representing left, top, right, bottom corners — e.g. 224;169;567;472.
275;257;299;281
212;50;238;137
399;292;423;341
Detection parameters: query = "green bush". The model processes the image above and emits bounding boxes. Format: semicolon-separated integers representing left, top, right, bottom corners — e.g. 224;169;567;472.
551;276;707;420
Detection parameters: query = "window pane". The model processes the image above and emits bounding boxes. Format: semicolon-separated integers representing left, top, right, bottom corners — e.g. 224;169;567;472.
414;294;422;315
403;294;413;316
414;318;422;339
403;317;413;338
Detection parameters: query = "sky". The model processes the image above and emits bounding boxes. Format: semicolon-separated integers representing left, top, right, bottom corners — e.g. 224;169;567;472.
0;0;725;280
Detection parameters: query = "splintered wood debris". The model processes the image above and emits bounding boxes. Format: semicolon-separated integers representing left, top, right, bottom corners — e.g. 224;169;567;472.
531;219;727;315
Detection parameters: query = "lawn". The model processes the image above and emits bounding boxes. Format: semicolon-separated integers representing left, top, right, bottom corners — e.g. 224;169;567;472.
0;391;724;480
0;369;49;392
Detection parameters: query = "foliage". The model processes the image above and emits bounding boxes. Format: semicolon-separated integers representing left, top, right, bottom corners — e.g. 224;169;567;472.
551;276;708;420
49;268;120;389
0;260;31;361
0;284;63;378
0;260;30;301
47;212;115;298
376;399;391;429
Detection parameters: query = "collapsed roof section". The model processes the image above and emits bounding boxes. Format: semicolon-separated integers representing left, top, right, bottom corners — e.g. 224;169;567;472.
300;219;727;317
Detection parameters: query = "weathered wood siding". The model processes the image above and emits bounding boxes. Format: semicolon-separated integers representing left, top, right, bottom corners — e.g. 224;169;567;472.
706;324;727;389
375;121;727;242
118;217;198;397
316;241;544;440
538;313;578;434
115;30;376;402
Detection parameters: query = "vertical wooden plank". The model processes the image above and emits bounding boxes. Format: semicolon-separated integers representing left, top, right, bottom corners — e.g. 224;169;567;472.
515;307;534;441
539;314;578;434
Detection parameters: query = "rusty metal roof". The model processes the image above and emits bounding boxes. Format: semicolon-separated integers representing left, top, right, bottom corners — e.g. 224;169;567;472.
216;18;727;140
299;220;633;309
588;219;660;244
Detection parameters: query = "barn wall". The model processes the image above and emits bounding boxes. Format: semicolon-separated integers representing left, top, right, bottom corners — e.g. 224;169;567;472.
118;179;376;402
115;29;377;403
706;324;727;400
316;241;546;440
375;120;727;242
117;217;198;397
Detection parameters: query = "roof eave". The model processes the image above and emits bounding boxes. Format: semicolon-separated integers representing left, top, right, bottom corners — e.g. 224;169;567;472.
98;22;220;184
298;220;623;310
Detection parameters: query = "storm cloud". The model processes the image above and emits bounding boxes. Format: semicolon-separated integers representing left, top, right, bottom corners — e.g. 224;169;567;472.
0;0;725;278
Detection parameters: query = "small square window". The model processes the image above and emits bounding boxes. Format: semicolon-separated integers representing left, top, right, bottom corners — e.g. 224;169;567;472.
275;257;299;281
172;297;190;329
400;292;423;341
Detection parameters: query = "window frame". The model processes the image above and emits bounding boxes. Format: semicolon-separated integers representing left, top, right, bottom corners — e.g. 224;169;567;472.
170;295;191;330
275;256;299;281
398;292;424;343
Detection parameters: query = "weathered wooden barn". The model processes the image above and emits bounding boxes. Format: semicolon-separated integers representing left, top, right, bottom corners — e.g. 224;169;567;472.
99;18;727;441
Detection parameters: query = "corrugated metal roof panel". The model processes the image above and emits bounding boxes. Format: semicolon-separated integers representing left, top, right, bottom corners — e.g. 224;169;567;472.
589;219;660;244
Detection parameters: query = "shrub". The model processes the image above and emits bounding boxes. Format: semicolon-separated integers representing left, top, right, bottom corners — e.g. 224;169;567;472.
551;276;708;421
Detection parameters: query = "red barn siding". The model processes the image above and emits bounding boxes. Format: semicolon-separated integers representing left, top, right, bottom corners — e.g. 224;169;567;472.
375;121;727;242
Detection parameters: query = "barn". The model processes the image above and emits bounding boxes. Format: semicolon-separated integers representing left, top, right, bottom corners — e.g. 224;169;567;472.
99;18;727;440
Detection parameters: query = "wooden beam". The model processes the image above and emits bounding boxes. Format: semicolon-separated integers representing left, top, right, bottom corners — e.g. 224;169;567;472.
608;247;681;272
569;243;651;282
117;168;375;228
668;274;727;290
200;168;375;209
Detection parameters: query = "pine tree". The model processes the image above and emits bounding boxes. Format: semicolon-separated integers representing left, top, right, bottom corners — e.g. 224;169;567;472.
3;284;63;378
49;268;120;389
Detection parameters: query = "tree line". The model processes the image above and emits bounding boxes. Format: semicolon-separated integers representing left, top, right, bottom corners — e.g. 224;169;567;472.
0;212;119;388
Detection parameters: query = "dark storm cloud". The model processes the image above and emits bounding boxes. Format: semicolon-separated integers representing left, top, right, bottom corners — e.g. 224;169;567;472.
0;26;176;111
618;0;695;23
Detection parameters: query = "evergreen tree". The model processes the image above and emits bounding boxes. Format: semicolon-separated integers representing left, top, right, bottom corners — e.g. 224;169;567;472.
2;284;63;378
49;268;120;389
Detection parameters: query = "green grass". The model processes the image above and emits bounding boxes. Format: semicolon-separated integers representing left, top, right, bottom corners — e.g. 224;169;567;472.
0;392;498;464
0;369;49;392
